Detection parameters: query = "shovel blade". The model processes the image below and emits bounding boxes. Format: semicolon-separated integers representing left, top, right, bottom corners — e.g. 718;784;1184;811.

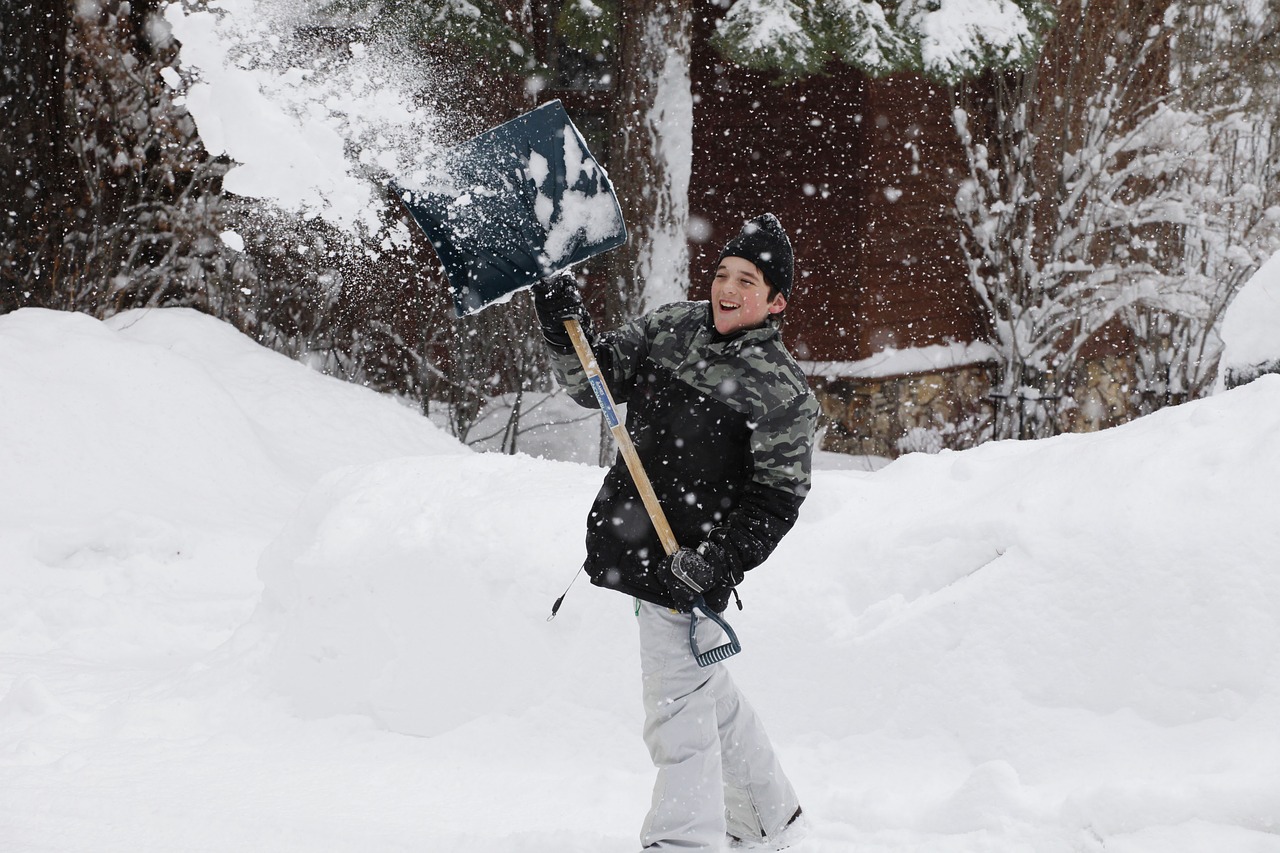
395;100;627;317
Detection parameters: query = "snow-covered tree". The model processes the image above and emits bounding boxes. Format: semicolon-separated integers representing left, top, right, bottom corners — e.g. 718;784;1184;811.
58;1;251;318
603;0;693;323
952;0;1280;438
0;0;256;319
1124;0;1280;409
712;0;1055;83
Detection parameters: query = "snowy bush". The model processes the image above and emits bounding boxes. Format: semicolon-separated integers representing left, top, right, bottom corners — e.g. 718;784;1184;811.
951;0;1280;438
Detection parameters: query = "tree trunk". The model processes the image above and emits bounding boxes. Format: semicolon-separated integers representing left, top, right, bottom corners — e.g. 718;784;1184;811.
0;0;76;310
605;0;693;326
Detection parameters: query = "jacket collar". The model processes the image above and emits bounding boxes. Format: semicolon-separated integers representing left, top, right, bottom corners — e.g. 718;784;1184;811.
702;302;781;352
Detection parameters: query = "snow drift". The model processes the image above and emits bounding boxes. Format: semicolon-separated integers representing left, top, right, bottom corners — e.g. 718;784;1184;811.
2;307;1279;852
1221;249;1280;388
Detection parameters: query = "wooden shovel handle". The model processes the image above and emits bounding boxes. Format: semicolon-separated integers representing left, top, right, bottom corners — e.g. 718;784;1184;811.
563;318;680;558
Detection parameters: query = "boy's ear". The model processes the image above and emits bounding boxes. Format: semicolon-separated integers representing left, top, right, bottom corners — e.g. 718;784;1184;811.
767;293;787;315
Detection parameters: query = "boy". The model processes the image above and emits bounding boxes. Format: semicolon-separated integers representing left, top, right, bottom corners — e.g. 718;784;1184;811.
533;214;818;851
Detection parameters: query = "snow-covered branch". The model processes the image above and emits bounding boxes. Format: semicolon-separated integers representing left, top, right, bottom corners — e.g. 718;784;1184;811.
952;0;1280;437
714;0;1053;82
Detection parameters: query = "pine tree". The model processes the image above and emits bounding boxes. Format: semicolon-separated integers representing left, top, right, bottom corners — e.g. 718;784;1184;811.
712;0;1054;83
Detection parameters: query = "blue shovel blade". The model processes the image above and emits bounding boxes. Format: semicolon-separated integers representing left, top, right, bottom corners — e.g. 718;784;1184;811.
395;100;627;317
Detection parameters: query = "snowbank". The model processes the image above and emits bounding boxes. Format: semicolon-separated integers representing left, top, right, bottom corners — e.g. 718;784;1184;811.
0;307;461;664
3;308;1279;852
248;364;1280;845
247;452;631;737
1220;250;1280;388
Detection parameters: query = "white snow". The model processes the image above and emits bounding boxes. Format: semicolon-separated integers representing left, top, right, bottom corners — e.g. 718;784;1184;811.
802;338;998;380
912;0;1039;80
537;123;627;268
1220;249;1280;385
163;0;447;236
638;7;694;310
219;229;246;252
3;306;1279;852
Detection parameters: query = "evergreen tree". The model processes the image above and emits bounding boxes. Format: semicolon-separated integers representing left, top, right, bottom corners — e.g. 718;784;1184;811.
712;0;1054;83
323;0;537;76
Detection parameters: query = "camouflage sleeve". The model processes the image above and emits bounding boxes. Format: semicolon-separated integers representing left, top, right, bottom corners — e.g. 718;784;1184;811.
749;389;819;497
699;388;818;586
544;311;654;409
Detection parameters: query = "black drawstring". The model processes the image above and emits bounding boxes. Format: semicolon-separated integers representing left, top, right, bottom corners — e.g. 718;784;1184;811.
548;562;586;621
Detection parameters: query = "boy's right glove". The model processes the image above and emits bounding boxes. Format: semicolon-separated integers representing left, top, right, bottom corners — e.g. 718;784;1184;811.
532;271;591;349
661;547;719;611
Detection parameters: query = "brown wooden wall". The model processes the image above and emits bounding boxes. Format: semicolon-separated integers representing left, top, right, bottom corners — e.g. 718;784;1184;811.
688;8;984;364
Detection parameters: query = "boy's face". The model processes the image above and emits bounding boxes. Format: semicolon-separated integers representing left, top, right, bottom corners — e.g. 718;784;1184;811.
711;255;787;335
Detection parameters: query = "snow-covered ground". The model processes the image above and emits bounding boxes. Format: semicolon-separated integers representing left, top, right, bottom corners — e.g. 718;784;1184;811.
2;307;1278;852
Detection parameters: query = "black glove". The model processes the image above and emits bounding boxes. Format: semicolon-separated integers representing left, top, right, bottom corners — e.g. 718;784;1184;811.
532;271;590;349
660;547;720;612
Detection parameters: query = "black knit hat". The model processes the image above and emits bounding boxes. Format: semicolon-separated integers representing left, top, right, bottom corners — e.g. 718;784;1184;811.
717;213;794;298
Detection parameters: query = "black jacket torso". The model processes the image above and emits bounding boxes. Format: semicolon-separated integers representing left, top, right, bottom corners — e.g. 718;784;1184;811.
547;302;819;612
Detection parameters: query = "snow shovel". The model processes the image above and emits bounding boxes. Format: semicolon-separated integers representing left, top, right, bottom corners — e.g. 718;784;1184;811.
394;101;740;667
395;99;628;317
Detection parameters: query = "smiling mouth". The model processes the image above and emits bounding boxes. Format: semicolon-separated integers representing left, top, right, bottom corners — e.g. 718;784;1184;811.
718;301;740;311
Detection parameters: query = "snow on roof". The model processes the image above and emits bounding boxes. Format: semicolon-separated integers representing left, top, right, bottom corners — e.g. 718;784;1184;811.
800;339;998;381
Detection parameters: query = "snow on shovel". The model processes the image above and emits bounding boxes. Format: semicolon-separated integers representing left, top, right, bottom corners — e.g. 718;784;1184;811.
394;100;739;667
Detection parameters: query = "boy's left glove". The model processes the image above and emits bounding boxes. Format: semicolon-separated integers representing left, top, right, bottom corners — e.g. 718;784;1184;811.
661;547;720;611
532;271;591;349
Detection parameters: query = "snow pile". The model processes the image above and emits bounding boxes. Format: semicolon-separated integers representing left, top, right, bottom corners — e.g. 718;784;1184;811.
163;0;447;235
248;358;1280;846
247;452;623;737
1220;250;1280;388
773;382;1280;840
3;307;1279;851
0;307;461;664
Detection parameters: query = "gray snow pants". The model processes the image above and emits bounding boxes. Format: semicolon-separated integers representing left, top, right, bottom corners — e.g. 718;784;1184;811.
637;601;800;852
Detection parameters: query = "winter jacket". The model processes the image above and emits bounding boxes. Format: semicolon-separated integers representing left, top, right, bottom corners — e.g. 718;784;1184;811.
546;301;818;612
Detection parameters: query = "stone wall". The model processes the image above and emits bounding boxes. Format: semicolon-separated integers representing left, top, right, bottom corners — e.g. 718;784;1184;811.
1064;355;1140;433
812;355;1146;459
811;363;995;459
